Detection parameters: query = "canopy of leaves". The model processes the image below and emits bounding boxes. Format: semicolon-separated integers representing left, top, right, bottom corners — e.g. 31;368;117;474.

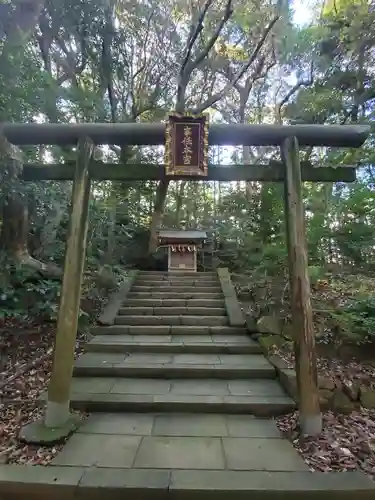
0;0;374;341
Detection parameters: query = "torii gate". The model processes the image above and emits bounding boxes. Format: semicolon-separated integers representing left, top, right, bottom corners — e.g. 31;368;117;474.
0;120;369;440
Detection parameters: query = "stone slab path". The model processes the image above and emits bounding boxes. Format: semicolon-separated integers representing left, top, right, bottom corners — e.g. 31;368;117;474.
52;412;308;472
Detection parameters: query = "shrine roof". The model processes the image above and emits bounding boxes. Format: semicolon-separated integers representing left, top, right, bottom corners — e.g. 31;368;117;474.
157;229;207;241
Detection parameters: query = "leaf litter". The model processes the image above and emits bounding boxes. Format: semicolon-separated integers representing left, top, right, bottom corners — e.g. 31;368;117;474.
274;343;375;480
238;272;375;480
0;317;88;465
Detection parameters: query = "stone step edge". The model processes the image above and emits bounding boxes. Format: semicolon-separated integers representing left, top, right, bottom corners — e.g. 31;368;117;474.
124;298;225;302
132;289;222;293
118;308;227;315
129;290;222;293
85;341;262;354
134;280;220;284
73;364;276;379
127;289;224;300
138;271;218;275
133;281;221;285
121;298;225;309
90;326;248;335
132;286;222;290
69;393;294;416
0;465;373;500
113;317;228;326
114;315;228;319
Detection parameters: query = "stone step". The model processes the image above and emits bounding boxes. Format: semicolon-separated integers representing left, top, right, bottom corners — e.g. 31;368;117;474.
118;307;227;316
1;465;374;500
128;292;223;299
132;286;222;293
135;279;220;286
114;316;228;326
86;334;262;354
138;271;217;277
124;298;225;307
90;325;248;336
69;378;294;415
70;393;294;416
46;412;375;499
73;353;275;379
71;377;285;397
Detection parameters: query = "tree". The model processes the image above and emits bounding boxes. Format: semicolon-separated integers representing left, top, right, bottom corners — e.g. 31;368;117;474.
148;0;281;253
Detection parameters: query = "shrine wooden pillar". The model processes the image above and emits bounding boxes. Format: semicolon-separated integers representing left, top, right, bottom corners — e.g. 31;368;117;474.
281;136;321;436
45;137;93;428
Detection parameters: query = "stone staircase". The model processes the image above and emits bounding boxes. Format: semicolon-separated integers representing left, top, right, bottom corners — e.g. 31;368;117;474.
70;270;295;414
7;270;372;500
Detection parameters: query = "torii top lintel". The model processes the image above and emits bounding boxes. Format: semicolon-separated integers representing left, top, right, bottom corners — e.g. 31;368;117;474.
0;123;370;148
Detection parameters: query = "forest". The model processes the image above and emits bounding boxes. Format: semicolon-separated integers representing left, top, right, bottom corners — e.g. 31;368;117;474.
1;0;375;478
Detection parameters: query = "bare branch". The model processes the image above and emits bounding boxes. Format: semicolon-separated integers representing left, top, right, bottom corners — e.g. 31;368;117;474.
192;0;233;69
194;15;279;113
180;0;214;78
177;0;234;111
133;7;156;88
101;9;117;122
275;62;314;123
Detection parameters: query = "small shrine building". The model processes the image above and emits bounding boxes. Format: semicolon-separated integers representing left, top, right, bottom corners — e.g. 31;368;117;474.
157;229;207;272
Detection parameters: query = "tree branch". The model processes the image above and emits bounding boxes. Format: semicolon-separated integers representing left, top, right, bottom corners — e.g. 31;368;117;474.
177;0;234;111
180;0;214;79
194;15;279;113
192;0;233;69
275;62;314;123
102;8;117;122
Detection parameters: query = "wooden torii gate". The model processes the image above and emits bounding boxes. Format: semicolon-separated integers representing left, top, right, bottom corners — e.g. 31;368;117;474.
1;121;369;441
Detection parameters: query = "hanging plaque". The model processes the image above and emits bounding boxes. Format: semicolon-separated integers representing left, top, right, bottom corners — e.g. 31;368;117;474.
165;112;209;177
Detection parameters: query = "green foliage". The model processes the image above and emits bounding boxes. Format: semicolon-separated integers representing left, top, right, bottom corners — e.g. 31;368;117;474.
0;264;60;320
329;296;375;342
0;261;93;327
308;265;326;285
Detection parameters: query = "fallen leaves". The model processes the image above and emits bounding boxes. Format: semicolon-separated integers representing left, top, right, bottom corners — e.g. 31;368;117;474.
277;409;375;478
274;344;375;390
274;343;375;479
0;317;87;465
242;271;375;480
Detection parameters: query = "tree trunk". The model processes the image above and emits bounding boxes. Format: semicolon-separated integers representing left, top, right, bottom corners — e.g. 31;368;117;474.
0;137;62;277
106;204;116;265
146;0;246;254
1;190;29;259
105;187;117;265
0;0;45;70
148;178;169;254
175;181;186;227
259;183;274;244
37;184;72;260
244;146;255;199
193;182;198;225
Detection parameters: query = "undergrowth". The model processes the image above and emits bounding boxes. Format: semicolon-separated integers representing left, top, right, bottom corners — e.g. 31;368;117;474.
234;264;375;345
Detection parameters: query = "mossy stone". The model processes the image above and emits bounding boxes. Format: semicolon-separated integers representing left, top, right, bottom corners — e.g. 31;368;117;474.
18;414;82;445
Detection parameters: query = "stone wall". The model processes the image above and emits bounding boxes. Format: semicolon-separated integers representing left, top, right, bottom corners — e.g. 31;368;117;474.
249;315;375;413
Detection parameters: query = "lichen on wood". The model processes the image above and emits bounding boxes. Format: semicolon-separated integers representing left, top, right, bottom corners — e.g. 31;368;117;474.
44;136;93;429
281;135;321;436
